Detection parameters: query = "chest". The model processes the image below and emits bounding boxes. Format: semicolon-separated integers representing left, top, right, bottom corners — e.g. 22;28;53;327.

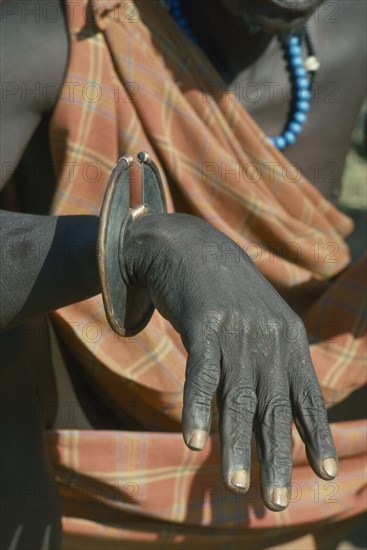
227;6;366;200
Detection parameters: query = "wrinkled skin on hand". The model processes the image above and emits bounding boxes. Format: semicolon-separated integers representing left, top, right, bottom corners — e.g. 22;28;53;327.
123;213;338;511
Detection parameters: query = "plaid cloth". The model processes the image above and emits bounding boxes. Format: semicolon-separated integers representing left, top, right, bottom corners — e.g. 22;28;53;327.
47;1;366;547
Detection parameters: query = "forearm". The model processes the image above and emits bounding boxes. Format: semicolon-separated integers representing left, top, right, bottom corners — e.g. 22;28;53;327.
0;210;101;330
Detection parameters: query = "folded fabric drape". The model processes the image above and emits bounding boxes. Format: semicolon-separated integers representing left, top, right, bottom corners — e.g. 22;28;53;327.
47;1;366;547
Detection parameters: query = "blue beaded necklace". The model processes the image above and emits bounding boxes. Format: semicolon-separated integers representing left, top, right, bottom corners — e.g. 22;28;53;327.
165;0;319;151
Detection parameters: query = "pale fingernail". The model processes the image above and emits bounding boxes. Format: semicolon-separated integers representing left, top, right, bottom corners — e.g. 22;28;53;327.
322;457;338;478
188;429;207;450
231;469;249;491
271;487;289;509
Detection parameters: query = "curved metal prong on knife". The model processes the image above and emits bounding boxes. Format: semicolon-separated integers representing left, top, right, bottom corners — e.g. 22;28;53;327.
137;151;167;214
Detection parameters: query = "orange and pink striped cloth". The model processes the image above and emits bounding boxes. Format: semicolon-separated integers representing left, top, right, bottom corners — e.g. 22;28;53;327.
47;1;366;547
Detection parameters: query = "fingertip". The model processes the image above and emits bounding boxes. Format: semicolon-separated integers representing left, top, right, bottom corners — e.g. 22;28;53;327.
263;486;291;512
321;457;338;479
305;446;339;480
229;469;250;493
186;429;208;451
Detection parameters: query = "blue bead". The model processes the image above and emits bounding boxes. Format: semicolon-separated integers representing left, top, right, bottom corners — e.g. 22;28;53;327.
296;100;311;113
289;121;303;135
290;56;304;68
288;44;302;56
294;112;308;124
295;78;310;90
289;36;299;46
297;89;312;100
294;67;307;78
268;137;275;146
283;131;297;145
274;136;287;150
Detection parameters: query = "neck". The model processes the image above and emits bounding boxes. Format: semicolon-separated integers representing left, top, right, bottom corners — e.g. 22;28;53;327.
179;0;273;83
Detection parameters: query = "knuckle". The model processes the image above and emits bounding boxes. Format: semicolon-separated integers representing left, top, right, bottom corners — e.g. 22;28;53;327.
203;307;247;347
223;384;257;414
283;315;307;346
221;386;257;450
298;380;325;405
223;309;246;334
260;396;292;427
185;364;220;396
295;382;330;423
202;307;229;336
244;316;285;343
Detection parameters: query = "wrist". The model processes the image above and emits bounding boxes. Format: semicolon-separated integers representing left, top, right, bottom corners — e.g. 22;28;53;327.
61;215;101;298
122;213;161;287
78;216;101;297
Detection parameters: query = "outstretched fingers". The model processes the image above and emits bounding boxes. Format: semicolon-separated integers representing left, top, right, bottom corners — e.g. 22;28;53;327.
255;372;293;511
255;346;292;512
290;351;338;480
217;345;258;494
182;345;221;451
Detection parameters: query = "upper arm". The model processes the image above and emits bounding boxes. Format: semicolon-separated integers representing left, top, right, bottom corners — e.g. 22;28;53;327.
0;0;68;189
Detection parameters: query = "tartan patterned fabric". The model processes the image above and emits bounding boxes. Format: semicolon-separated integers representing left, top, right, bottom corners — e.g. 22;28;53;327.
47;1;366;546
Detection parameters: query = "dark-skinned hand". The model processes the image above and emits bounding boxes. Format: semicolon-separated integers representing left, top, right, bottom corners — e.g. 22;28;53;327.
122;212;338;511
